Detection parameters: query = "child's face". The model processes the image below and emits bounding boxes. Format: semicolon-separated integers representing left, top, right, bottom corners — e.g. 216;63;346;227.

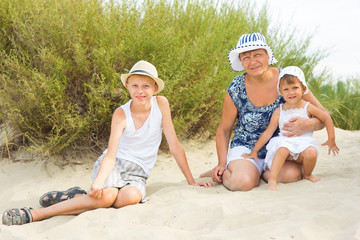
279;78;305;104
126;75;158;101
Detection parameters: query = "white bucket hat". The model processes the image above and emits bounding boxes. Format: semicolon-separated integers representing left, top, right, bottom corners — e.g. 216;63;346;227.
278;66;309;95
120;60;164;93
228;33;277;72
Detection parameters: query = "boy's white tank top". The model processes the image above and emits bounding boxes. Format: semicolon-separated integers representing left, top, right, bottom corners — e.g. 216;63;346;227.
116;96;163;176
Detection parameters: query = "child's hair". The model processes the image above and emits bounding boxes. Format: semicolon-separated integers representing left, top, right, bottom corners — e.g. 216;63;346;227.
279;74;307;92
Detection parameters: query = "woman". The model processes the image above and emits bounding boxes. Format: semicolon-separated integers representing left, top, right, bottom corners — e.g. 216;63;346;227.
200;33;326;191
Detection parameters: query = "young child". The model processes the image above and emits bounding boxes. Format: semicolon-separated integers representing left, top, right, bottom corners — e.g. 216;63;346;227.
242;66;339;191
2;60;212;226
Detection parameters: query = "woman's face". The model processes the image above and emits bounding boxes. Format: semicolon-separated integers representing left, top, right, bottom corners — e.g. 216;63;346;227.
239;49;269;76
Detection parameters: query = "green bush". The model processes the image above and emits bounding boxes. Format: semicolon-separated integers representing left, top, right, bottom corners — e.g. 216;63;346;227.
0;0;358;155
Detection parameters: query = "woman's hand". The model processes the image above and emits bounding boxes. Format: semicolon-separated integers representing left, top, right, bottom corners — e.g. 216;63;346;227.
212;165;226;183
281;116;310;137
88;183;104;199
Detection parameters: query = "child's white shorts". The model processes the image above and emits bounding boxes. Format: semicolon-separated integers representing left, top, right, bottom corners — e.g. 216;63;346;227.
227;146;266;174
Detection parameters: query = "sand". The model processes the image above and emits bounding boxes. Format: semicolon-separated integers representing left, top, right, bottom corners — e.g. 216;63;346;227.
1;128;360;240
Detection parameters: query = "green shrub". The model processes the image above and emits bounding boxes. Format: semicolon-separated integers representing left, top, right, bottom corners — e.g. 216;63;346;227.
0;0;357;155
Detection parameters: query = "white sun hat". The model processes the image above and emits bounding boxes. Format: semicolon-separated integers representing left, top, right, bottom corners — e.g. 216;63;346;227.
121;60;164;93
228;32;277;72
278;66;309;95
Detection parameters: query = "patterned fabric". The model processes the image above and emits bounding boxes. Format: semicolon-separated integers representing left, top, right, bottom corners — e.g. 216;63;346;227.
91;157;149;202
227;72;285;159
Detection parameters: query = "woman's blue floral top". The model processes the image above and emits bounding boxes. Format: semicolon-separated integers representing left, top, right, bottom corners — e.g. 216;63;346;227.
227;72;285;159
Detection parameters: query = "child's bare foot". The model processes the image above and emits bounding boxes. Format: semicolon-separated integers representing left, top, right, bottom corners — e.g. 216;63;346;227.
304;175;320;182
199;169;213;178
267;180;277;191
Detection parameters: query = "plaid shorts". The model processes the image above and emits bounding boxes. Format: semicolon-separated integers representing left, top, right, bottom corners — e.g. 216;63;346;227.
91;157;149;202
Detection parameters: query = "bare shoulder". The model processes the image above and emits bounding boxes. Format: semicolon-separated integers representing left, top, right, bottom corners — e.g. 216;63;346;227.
156;95;169;105
273;106;280;115
112;107;127;124
156;96;170;111
307;102;330;118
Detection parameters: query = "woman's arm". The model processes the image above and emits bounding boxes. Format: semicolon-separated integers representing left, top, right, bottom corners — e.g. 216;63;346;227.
282;90;326;136
157;96;211;187
89;108;126;198
213;93;238;182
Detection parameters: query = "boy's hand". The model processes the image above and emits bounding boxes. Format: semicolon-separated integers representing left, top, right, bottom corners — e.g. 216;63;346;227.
321;139;340;156
88;183;104;199
193;181;213;188
241;152;259;161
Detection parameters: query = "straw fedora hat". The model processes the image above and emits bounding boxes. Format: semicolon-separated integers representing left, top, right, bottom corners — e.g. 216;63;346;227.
121;60;164;93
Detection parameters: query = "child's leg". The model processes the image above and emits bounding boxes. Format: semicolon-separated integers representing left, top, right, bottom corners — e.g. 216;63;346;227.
31;187;119;222
296;147;319;182
111;186;142;208
268;147;290;191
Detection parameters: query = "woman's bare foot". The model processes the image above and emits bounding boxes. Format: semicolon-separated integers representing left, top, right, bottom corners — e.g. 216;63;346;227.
199;168;214;178
304;175;320;182
267;179;277;191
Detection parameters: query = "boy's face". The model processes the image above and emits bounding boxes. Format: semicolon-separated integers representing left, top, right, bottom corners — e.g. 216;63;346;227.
126;74;158;101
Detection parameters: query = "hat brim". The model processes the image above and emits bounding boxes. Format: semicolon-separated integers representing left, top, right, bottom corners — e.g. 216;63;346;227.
228;44;277;72
121;73;164;93
277;66;309;95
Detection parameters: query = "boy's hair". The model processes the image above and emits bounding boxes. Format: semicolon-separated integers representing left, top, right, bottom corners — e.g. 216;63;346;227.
279;74;307;92
127;74;158;87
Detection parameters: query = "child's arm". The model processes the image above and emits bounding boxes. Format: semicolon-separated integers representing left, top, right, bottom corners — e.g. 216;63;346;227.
307;104;339;155
157;96;212;187
89;108;127;198
242;108;280;161
282;91;325;136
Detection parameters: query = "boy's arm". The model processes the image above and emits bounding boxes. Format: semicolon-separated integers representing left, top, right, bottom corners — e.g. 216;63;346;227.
157;96;212;187
242;108;280;160
90;108;126;198
307;103;339;155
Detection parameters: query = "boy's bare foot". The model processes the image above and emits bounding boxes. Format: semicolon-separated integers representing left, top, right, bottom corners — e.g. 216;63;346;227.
199;169;214;178
304;175;320;182
267;180;277;191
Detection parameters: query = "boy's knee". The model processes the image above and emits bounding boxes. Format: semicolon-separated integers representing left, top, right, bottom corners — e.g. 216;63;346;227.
96;189;118;208
112;187;142;208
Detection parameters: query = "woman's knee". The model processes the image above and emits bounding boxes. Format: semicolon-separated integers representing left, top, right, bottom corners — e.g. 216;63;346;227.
278;161;302;183
223;171;258;191
112;186;142;208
